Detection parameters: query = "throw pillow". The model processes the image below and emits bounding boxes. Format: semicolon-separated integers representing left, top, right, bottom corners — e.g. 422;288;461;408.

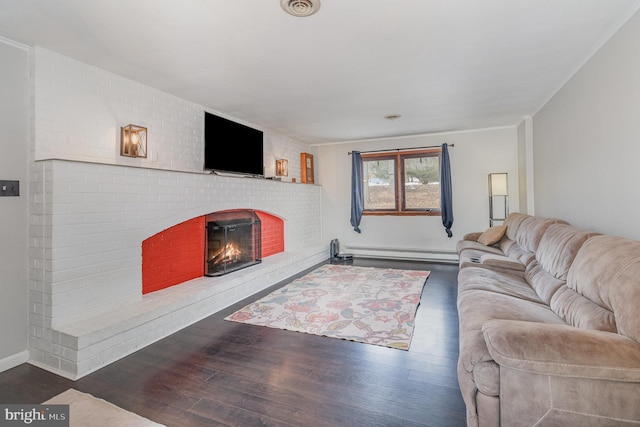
477;225;507;246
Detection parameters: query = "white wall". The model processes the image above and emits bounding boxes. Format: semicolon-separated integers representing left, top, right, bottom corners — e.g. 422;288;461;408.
316;127;519;260
517;116;535;215
533;9;640;239
31;46;313;180
0;41;29;369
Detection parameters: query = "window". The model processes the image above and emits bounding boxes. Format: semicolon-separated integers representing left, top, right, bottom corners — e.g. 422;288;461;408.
362;149;441;216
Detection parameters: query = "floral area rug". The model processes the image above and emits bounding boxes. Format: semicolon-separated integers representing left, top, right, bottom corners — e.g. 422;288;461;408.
225;264;430;350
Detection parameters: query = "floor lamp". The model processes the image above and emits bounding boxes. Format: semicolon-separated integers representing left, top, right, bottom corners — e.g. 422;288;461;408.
489;173;508;226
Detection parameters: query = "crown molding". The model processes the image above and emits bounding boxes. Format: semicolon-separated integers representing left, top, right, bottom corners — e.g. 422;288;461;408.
0;36;30;51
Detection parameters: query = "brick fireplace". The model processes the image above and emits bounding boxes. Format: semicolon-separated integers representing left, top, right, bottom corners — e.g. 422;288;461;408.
28;160;324;380
27;47;325;380
142;210;284;294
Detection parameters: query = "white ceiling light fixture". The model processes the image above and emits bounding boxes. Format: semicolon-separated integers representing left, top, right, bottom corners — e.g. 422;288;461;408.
281;0;321;17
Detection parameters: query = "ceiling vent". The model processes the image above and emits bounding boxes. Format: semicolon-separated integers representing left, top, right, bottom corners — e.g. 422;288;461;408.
281;0;321;17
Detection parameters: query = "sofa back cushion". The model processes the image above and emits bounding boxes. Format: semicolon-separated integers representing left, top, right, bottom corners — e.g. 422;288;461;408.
536;225;599;280
515;216;569;253
525;262;564;305
501;214;568;270
501;213;530;261
527;224;599;304
503;213;529;242
561;235;640;342
550;286;617;332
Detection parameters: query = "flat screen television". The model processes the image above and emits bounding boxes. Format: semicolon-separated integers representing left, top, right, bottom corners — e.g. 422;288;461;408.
204;112;264;177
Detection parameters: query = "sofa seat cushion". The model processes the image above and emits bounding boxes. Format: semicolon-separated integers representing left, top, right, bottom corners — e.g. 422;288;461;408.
458;267;543;304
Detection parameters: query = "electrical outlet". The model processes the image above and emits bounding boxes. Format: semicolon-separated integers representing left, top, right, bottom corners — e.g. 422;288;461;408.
0;180;19;196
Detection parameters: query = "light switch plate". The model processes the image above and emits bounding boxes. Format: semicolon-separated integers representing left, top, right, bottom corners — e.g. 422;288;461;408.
0;180;20;196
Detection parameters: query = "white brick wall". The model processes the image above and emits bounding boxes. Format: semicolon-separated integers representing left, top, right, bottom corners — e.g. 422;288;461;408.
32;46;314;178
39;159;322;328
33;47;204;171
264;130;311;180
27;47;324;379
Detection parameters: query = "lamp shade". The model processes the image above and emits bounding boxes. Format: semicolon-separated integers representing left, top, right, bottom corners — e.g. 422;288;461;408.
489;173;508;196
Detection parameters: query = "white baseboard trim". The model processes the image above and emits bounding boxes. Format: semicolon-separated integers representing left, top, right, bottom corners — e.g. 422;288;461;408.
0;350;29;373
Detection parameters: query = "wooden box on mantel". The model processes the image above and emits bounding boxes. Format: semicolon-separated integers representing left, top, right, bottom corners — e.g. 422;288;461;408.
301;152;314;184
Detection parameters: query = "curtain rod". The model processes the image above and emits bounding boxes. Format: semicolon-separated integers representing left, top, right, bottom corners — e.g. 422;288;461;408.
347;144;454;155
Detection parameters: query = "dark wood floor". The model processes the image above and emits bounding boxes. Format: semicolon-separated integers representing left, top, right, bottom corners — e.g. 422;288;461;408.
0;258;465;427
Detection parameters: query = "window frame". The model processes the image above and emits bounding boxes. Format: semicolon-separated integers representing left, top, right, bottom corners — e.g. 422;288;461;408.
361;148;441;217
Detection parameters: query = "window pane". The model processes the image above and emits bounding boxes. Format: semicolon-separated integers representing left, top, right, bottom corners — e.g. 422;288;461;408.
363;158;396;210
403;155;440;209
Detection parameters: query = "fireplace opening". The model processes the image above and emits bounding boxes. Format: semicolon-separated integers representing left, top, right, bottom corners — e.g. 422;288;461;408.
205;210;262;276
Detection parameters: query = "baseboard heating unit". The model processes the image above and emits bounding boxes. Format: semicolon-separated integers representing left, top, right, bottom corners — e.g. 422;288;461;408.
343;245;458;263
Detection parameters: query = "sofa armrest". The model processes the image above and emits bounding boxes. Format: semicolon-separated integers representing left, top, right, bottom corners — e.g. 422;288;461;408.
463;232;483;242
482;319;640;381
483;319;640;425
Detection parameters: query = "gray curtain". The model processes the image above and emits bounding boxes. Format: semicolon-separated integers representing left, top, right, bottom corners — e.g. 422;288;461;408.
440;143;454;237
350;151;364;233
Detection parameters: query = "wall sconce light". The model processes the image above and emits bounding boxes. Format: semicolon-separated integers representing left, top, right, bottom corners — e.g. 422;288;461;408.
488;173;508;226
276;159;288;177
120;124;147;158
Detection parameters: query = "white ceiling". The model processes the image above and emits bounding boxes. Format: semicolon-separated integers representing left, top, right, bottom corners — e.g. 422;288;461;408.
1;0;639;144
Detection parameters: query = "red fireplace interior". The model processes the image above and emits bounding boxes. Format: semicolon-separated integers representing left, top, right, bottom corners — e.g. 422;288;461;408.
142;210;284;294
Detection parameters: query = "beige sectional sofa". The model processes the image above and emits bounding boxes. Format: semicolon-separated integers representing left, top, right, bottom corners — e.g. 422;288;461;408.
456;213;640;426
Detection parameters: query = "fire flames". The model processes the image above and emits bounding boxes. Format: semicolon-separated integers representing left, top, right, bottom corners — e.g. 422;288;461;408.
210;243;241;265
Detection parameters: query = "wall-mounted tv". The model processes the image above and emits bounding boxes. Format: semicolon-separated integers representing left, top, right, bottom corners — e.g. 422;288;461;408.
204;112;264;177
